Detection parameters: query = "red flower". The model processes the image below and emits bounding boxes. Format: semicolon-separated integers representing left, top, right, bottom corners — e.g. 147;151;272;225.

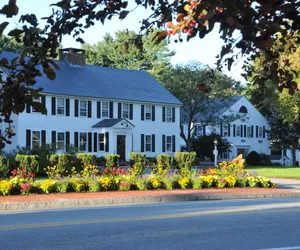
11;169;17;175
30;172;35;177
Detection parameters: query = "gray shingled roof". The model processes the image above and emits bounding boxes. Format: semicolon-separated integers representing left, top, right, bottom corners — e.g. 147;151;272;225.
0;51;182;105
92;118;134;128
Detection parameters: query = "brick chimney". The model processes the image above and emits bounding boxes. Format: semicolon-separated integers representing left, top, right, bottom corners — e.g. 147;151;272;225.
59;48;86;67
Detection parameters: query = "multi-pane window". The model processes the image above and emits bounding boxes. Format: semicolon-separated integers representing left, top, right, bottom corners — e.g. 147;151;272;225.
79;132;87;151
258;127;263;138
57;132;65;151
98;133;105;151
236;126;241;137
145;135;152;152
57;98;65;115
166;107;172;122
79;100;87;117
166;136;172;152
145;105;152;120
197;125;203;137
222;151;229;159
122;103;129;118
32;97;40;112
223;125;228;137
247;126;251;137
102;102;109;118
32;131;40;149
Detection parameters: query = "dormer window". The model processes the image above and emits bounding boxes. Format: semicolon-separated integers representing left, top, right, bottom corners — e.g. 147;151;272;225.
239;106;248;113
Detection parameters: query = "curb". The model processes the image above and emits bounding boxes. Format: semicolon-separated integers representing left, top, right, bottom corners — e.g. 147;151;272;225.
1;192;300;212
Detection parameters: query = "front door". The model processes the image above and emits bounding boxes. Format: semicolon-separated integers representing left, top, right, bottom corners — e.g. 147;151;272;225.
237;148;249;159
117;135;126;161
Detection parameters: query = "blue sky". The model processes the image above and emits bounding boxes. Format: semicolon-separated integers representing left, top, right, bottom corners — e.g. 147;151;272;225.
1;0;246;83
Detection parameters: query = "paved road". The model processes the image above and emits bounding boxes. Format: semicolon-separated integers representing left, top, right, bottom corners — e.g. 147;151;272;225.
271;178;300;191
1;198;300;250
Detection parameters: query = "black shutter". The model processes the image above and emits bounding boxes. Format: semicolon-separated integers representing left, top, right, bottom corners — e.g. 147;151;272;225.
263;126;266;138
41;130;46;145
26;104;31;113
88;101;92;118
94;133;97;152
172;135;176;152
26;129;31;148
66;99;70;116
141;134;145;152
256;126;259;138
152;106;155;121
172;107;175;122
228;124;230;137
203;125;206;136
52;131;56;148
141;105;144;121
241;125;243;137
220;123;223;136
233;124;236;137
88;132;92;152
162;107;165;122
244;125;247;137
152;134;155;152
74;132;78;148
162;135;166;152
97;102;101;118
251;125;254;138
105;132;109;152
129;104;133;120
109;102;114;118
74;100;79;117
118;103;122;118
66;132;70;152
41;96;46;107
51;97;56;115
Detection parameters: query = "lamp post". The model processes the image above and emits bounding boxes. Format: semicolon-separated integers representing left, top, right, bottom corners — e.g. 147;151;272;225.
213;139;218;167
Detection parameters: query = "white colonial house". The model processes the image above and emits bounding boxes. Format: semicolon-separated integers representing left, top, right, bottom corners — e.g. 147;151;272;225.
181;96;271;160
1;48;182;161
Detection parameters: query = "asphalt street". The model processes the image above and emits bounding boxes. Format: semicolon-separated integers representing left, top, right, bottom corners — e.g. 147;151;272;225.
1;198;300;250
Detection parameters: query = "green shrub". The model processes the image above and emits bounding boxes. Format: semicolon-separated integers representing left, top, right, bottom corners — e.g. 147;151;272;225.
104;154;119;171
15;154;39;173
153;154;173;175
129;152;146;176
246;151;261;166
174;152;196;176
161;176;175;190
0;155;10;178
76;153;96;168
236;177;247;187
136;178;147;191
191;177;202;189
259;153;272;166
56;178;71;193
49;154;73;174
40;179;57;194
87;177;100;192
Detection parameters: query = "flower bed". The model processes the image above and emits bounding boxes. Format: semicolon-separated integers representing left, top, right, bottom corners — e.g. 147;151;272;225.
0;154;276;196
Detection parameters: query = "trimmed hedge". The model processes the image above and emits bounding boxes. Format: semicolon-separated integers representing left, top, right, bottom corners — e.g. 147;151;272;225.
76;153;96;168
129;152;146;176
15;154;39;173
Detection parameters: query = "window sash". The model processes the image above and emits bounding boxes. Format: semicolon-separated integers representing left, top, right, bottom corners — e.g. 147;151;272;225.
145;135;152;152
79;100;87;117
79;132;87;151
102;102;109;118
223;125;228;136
236;126;241;136
32;131;40;149
166;136;172;152
166;107;172;122
197;126;203;137
57;132;65;151
247;126;251;137
258;127;263;138
145;105;152;120
98;133;105;151
122;103;129;118
57;98;65;115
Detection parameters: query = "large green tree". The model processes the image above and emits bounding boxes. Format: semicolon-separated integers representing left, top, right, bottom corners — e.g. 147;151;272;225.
0;35;23;52
82;29;174;80
0;0;299;149
160;61;242;150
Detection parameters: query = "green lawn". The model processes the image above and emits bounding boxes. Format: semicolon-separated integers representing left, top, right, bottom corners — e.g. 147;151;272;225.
245;166;300;179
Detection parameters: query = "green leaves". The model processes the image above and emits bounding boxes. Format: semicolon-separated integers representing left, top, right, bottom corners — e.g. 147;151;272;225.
43;65;56;81
119;10;129;20
7;29;23;37
0;22;9;36
0;0;18;18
